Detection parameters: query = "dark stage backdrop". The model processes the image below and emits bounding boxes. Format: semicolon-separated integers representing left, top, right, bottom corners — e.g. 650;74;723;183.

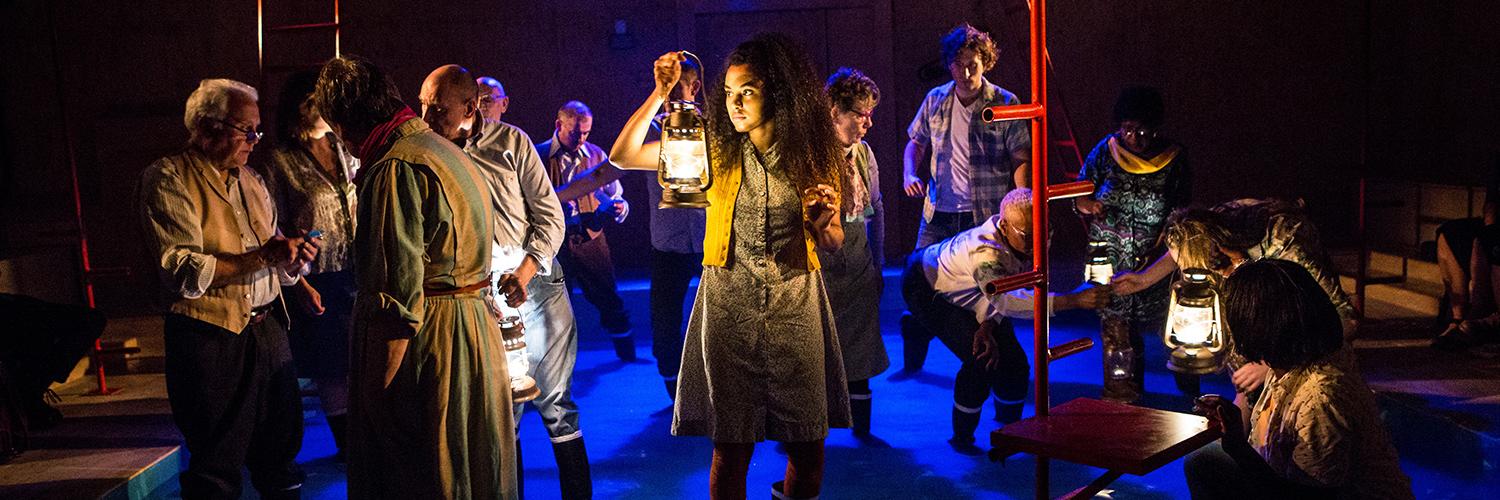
3;0;1497;314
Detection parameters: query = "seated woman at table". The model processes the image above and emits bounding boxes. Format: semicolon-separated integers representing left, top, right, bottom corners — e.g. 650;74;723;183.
1186;259;1410;499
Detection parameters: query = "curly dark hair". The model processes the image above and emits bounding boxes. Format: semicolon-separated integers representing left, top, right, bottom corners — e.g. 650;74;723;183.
1114;85;1165;127
940;23;999;70
825;67;880;113
706;32;842;195
313;55;406;135
1223;259;1345;370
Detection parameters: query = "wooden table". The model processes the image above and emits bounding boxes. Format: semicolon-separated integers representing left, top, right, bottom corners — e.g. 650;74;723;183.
990;397;1222;499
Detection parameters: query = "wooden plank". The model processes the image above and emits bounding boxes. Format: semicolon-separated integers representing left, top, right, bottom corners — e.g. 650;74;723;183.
991;398;1221;476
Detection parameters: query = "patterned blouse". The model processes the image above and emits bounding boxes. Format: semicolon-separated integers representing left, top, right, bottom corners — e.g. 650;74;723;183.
1249;349;1412;499
1080;135;1191;323
262;137;359;275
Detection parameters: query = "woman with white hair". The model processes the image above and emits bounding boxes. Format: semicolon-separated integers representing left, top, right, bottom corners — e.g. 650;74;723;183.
137;78;319;499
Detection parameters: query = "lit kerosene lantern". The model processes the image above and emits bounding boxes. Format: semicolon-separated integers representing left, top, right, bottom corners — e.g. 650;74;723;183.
1163;268;1227;375
1084;240;1114;285
496;293;539;403
656;52;712;209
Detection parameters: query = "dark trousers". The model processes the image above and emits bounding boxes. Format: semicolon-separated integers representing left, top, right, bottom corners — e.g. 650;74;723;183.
1184;441;1260;499
164;312;304;500
557;224;631;336
915;210;976;249
901;258;1030;413
650;248;702;379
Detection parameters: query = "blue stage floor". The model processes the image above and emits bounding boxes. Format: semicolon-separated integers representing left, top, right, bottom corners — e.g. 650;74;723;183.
282;270;1497;499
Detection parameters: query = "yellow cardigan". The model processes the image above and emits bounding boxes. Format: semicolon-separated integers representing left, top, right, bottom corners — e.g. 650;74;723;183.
701;157;827;271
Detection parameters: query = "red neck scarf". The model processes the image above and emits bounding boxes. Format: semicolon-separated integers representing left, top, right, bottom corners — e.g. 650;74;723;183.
356;106;419;168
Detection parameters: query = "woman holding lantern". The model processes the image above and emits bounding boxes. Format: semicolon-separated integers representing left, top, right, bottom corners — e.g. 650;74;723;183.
609;33;850;500
1073;86;1193;402
1116;198;1356;420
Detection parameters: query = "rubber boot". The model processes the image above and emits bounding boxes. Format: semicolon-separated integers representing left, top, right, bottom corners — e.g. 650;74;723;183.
850;395;871;436
948;405;983;455
611;334;637;361
326;414;348;461
554;438;592;500
993;399;1024;425
259;485;302;500
771;480;820;500
900;313;931;372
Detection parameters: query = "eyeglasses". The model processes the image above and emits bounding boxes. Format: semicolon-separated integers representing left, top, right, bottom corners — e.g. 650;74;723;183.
220;120;263;143
1000;217;1053;241
1118;126;1157;140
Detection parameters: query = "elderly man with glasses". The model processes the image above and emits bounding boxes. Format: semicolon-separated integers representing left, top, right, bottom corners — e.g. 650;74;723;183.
900;188;1108;455
137;78;319;499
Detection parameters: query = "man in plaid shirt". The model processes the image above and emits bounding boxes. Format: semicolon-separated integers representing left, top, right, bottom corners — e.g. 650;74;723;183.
901;23;1031;372
903;23;1031;248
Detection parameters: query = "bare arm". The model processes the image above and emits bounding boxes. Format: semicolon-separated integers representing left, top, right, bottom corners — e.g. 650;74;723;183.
1111;251;1180;295
609;52;683;171
556;161;628;200
902;140;928;198
1013;162;1031;189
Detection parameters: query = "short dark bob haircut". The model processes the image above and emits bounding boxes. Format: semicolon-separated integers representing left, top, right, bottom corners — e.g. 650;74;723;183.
1223;259;1344;371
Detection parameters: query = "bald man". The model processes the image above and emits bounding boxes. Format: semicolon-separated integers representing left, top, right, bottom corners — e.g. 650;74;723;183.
419;65;590;499
478;77;509;124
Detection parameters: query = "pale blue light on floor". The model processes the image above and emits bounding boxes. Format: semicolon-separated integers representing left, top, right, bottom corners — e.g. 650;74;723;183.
285;271;1498;499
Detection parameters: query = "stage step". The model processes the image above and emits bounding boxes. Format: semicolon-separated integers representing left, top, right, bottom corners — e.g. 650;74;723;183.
1;372;182;499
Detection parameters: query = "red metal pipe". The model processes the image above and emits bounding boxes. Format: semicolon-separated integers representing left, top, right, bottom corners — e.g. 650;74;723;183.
1047;338;1094;362
983;270;1045;297
982;103;1045;123
1030;0;1050;498
267;22;339;32
1045;180;1094;201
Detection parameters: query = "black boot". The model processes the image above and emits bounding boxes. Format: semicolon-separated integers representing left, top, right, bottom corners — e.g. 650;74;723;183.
259;485;301;500
611;334;637;361
326;414;348;461
663;377;677;402
900;313;931;372
771;479;820;500
948;405;983;455
850;396;871;436
993;400;1023;425
554;438;592;500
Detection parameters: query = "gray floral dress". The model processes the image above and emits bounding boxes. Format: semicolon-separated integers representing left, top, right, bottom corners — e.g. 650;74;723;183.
672;143;852;443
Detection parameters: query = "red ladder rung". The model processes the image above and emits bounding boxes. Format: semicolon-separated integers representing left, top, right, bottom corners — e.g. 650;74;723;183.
1046;181;1094;201
267;21;339;32
982;103;1045;123
983;270;1045;296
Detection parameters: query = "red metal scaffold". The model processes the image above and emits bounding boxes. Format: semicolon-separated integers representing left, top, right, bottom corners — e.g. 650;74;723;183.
980;2;1221;498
